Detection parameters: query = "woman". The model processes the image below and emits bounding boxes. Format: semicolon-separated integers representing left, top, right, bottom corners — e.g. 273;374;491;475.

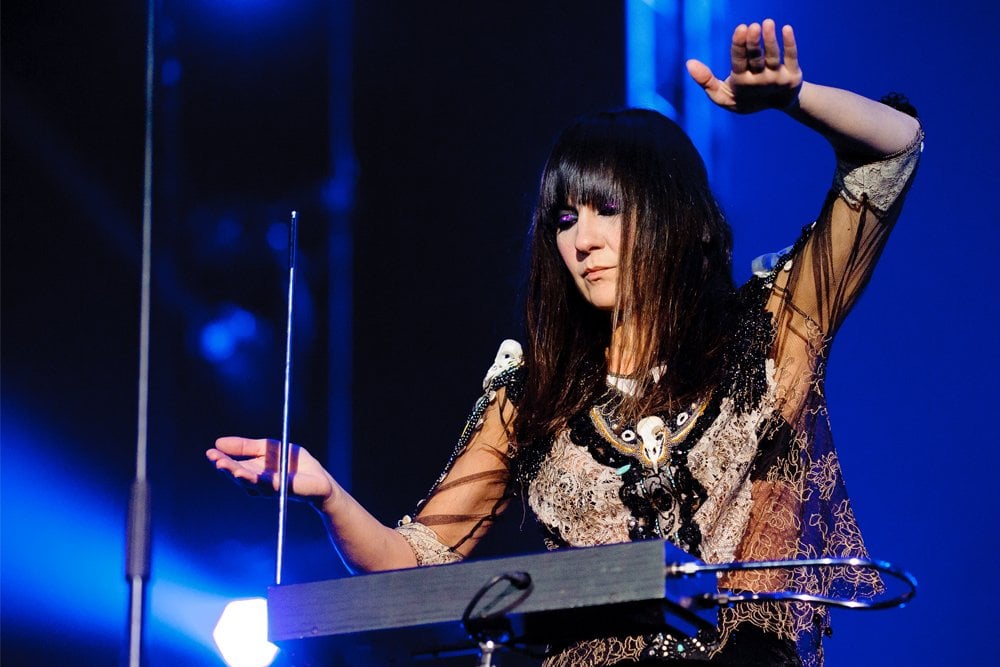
208;19;922;666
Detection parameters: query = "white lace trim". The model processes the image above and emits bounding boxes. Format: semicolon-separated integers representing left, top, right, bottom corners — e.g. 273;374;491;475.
834;130;922;214
394;521;463;566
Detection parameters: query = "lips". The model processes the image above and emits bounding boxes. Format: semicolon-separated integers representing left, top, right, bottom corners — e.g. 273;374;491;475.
583;266;613;280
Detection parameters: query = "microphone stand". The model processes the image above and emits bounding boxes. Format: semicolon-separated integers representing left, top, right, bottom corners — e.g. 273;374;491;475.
125;0;156;664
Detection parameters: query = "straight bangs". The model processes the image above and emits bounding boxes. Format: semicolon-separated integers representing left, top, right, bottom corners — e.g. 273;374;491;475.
537;151;624;230
535;110;665;232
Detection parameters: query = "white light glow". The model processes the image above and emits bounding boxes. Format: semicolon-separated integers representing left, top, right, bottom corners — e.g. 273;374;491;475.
212;598;279;667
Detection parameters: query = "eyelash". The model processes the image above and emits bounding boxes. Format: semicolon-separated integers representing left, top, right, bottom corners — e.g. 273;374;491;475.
553;203;620;230
555;210;578;230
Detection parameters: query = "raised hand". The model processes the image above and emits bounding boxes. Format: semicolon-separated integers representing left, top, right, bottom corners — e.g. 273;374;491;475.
207;436;335;505
686;18;803;114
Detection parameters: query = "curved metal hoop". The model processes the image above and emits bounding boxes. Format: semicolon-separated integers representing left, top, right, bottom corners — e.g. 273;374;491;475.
668;557;917;611
462;571;535;635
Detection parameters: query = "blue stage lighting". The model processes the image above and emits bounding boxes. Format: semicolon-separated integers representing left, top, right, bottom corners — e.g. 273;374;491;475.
266;222;288;252
200;306;259;363
2;415;129;633
2;408;276;663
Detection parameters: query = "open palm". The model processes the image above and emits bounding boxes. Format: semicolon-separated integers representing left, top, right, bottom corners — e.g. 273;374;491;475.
207;436;335;504
687;19;803;114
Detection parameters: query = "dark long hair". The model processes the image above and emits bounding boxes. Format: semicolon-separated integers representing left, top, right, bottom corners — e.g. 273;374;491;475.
514;109;736;447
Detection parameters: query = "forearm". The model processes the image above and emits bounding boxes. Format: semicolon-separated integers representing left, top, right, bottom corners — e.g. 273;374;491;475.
317;481;418;573
786;81;921;158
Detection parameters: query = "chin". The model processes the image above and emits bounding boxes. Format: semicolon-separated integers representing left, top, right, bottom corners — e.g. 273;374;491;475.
587;298;617;311
575;283;617;311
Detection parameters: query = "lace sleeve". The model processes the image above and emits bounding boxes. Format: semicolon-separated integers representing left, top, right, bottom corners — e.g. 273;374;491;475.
393;340;524;563
835;132;923;215
762;128;923;420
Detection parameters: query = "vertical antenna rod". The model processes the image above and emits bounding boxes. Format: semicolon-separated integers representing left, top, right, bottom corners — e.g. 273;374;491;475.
126;0;156;663
276;210;298;585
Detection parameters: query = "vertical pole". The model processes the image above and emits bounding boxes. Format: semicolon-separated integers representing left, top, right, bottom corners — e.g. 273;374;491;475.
126;0;156;663
275;211;298;586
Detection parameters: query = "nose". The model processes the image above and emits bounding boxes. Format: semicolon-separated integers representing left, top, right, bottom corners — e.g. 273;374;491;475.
574;206;604;253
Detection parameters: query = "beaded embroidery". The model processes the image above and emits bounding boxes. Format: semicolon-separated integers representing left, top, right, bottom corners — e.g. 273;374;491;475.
587;396;708;472
561;393;716;552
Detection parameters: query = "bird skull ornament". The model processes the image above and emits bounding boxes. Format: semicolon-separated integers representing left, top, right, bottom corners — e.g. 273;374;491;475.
636;415;668;472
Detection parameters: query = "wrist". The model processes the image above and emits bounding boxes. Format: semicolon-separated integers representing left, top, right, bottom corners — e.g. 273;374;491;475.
781;80;808;114
314;475;341;516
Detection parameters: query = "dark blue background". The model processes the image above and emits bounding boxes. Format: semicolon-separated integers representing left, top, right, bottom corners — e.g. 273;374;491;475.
3;1;996;665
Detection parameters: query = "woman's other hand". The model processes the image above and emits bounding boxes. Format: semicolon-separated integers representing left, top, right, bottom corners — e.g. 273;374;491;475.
686;18;803;114
207;436;335;506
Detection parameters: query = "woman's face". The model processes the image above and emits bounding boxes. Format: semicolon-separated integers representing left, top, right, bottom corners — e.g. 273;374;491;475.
555;202;622;311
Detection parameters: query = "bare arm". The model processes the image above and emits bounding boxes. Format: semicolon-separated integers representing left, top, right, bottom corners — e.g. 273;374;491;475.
207;437;416;572
686;19;920;156
788;80;919;157
314;475;418;572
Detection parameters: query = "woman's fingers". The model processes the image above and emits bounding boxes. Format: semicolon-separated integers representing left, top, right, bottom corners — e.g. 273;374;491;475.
208;448;254;475
207;438;272;483
782;24;799;74
207;446;284;500
745;22;765;73
208;437;329;500
686;59;734;109
686;59;715;89
730;23;749;74
730;19;797;78
762;19;782;70
214;436;273;457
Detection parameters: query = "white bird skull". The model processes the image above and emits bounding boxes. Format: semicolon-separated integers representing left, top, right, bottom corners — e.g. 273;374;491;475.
636;415;667;472
482;339;523;390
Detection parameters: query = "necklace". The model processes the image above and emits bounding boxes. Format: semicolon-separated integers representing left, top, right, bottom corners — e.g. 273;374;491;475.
566;391;714;550
588;396;709;472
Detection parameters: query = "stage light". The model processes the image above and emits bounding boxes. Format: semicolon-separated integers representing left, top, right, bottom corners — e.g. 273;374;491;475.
266;221;288;252
213;598;279;667
200;306;259;362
